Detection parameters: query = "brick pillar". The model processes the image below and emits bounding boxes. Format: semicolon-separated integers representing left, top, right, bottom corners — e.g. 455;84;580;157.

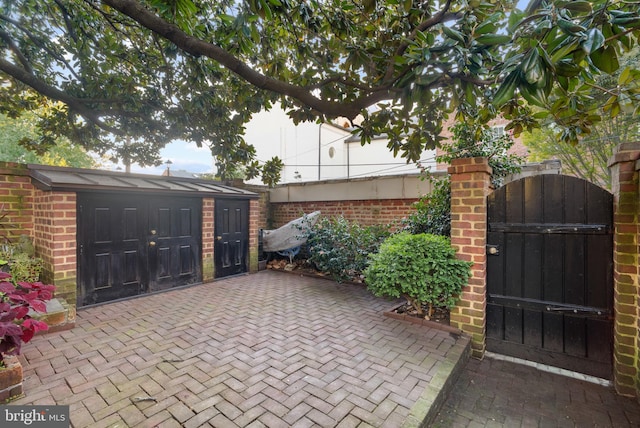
448;157;493;359
33;191;77;306
249;198;260;273
202;198;214;282
0;162;34;240
608;142;640;398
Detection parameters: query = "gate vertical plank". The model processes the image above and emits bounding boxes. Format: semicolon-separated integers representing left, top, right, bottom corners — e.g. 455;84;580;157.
543;175;564;223
486;304;504;340
543;235;564;302
543;312;564;352
523;234;542;300
524;176;543;223
564;316;587;357
586;235;612;308
504;307;523;343
523;309;542;347
505;234;523;298
564;178;587;223
564;235;586;306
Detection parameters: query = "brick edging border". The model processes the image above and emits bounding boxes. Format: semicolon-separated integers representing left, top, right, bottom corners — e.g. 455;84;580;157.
383;304;464;335
401;334;472;428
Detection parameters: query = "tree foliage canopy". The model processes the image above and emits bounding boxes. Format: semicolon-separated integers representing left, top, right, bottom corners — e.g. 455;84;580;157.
1;0;639;183
523;48;640;190
0;109;97;168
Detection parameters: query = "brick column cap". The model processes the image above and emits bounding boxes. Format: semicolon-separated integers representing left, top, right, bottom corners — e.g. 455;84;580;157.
607;142;640;167
447;157;493;175
0;161;29;176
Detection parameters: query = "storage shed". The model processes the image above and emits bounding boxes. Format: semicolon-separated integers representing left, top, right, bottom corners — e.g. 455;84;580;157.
0;162;260;326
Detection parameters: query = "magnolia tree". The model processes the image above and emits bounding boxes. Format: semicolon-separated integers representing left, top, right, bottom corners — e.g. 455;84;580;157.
0;0;639;185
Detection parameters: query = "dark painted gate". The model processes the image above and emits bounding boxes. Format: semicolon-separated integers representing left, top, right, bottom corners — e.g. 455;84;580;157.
77;193;202;306
214;198;249;278
486;174;613;379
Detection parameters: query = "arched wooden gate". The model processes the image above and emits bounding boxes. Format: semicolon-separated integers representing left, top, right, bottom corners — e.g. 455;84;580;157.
486;174;613;379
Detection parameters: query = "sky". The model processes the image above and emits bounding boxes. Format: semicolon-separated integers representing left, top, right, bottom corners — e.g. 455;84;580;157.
113;140;215;176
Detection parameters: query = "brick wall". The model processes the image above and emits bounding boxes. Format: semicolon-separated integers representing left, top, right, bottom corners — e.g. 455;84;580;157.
238;184;270;230
448;157;493;359
270;199;419;228
0;162;34;241
33;191;77;310
249;198;260;272
202;198;214;281
608;143;640;399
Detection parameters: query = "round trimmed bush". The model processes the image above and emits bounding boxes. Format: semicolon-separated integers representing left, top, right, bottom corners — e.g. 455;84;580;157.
364;232;472;317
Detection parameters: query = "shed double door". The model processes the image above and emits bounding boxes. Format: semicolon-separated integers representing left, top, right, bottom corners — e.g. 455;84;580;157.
486;175;613;379
78;193;202;306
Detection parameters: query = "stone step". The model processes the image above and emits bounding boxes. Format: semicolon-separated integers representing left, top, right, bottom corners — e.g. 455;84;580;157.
28;298;75;333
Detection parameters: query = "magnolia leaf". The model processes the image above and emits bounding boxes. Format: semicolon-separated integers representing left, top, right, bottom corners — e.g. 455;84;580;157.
590;46;619;73
492;71;519;107
475;34;512;46
582;29;605;54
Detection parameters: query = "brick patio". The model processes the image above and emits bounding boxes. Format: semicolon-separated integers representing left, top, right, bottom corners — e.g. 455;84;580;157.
12;271;469;427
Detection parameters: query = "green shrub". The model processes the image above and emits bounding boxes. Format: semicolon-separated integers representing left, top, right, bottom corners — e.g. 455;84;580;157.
402;175;451;236
307;216;390;282
0;236;43;282
364;232;472;317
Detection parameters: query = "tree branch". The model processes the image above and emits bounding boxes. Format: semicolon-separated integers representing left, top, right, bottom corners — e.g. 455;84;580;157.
0;29;33;74
383;0;458;83
0;13;83;83
102;0;393;119
0;58;120;134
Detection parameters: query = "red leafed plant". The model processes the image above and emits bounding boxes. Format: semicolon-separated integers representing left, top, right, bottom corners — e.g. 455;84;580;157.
0;271;54;365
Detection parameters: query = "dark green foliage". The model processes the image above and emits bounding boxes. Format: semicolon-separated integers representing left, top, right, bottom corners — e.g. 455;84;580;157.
437;122;525;188
364;233;472;317
0;236;43;282
402;175;451;236
404;122;524;237
307;216;390;283
2;1;639;186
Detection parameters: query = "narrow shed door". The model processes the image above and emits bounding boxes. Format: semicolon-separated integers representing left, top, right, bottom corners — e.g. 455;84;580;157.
214;199;249;278
148;197;202;292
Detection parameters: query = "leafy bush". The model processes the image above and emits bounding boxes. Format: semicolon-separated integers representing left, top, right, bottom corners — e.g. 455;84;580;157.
0;236;43;282
437;121;524;188
0;271;53;365
402;175;451;236
404;122;525;237
307;216;390;282
364;232;472;318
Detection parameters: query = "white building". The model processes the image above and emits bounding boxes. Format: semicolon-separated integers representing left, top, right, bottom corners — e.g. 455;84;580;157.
243;104;437;184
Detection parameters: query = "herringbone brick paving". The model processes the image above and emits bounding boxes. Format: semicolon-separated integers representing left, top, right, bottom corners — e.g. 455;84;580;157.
13;271;464;427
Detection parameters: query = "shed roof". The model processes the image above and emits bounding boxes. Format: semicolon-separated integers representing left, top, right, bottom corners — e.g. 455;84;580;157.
27;164;257;199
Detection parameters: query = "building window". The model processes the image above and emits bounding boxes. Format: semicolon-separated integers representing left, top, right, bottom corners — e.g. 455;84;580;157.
489;126;505;141
328;147;336;158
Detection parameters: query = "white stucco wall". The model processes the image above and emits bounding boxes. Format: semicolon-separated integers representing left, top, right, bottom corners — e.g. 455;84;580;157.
243;104;437;184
